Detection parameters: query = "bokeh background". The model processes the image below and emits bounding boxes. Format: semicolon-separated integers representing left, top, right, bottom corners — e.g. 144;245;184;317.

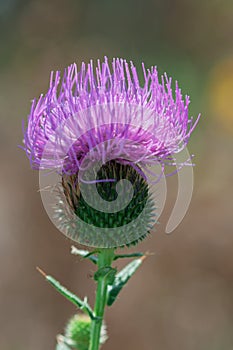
1;0;233;349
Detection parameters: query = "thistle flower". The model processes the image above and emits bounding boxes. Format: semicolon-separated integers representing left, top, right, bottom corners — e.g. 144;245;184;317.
22;57;200;248
24;57;199;174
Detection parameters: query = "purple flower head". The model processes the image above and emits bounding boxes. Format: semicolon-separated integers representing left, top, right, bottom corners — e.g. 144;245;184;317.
22;57;200;248
23;57;200;177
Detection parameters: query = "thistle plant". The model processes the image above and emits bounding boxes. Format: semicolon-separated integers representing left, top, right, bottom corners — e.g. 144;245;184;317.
22;57;200;350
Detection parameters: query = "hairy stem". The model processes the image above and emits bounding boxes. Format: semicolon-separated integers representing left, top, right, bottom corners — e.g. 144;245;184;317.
89;249;115;350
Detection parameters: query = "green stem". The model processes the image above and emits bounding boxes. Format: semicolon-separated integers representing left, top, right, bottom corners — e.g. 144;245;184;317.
89;249;115;350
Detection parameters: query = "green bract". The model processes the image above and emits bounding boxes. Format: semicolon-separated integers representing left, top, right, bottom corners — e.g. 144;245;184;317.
60;160;156;248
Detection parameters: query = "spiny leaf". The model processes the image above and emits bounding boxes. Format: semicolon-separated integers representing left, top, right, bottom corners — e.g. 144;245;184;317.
71;246;98;264
107;256;146;306
37;267;94;319
113;252;144;260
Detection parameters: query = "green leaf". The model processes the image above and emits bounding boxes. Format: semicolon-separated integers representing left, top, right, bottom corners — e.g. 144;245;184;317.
71;246;98;264
107;257;145;306
113;252;144;260
37;268;94;320
94;266;117;285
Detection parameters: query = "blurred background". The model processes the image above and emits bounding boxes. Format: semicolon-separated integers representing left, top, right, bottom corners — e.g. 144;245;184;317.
1;0;233;349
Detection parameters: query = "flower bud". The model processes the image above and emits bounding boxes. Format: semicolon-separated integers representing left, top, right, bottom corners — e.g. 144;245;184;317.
65;314;107;350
